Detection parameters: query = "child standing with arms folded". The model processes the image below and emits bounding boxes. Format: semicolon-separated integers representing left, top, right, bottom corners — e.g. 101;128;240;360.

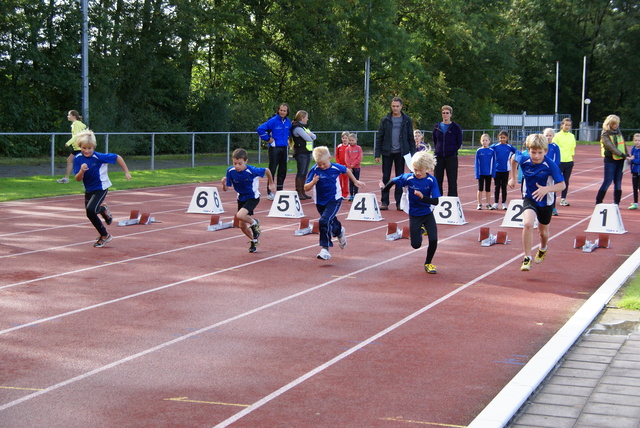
221;148;274;253
74;130;131;247
345;133;363;201
475;133;495;210
629;133;640;210
381;151;441;274
492;130;517;210
414;129;428;152
508;134;565;272
335;132;350;199
304;146;365;260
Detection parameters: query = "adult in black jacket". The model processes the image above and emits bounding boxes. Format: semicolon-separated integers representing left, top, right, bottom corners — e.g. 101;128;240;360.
375;97;416;210
432;105;463;196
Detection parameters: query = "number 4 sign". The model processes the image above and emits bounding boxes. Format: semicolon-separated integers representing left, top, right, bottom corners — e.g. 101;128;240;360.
346;193;383;221
187;186;224;214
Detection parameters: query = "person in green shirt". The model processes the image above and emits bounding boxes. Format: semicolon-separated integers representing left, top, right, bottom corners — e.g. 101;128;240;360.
552;118;576;206
57;110;87;183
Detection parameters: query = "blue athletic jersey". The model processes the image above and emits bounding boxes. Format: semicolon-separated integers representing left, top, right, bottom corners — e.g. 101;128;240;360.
306;163;347;205
547;143;561;166
393;172;441;216
73;151;118;192
225;164;267;201
630;146;640;174
515;152;565;207
475;147;495;178
492;143;517;172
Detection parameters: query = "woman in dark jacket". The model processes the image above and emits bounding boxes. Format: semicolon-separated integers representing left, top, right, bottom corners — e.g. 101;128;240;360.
290;110;316;200
432;105;463;197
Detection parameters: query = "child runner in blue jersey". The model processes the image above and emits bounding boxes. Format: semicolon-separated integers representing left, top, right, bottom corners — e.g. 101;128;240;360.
73;130;131;247
628;133;640;210
382;150;441;274
492;130;517;210
508;134;565;272
221;148;274;253
304;146;365;261
475;133;495;210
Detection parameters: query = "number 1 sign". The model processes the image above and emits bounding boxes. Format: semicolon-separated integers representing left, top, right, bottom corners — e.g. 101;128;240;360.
586;203;626;234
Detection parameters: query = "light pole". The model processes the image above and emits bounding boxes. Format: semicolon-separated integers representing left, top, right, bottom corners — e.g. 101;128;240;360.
584;98;591;124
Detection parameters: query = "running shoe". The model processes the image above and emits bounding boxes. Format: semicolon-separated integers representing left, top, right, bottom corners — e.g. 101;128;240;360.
629;203;638;210
56;177;69;183
337;227;347;249
266;192;275;201
380;204;389;211
520;256;532;271
424;263;437;274
534;249;547;264
249;240;258;253
490;203;498;210
477;204;482;210
250;219;261;240
502;203;508;210
552;208;558;216
421;225;428;236
101;204;113;225
94;234;113;248
560;198;570;206
486;204;492;210
317;248;331;260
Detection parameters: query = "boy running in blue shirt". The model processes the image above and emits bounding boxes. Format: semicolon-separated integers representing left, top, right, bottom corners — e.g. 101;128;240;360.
221;148;274;253
381;150;441;274
304;146;365;260
74;130;131;247
508;134;565;271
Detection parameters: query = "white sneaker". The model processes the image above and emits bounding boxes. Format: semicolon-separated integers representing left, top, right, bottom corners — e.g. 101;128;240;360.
266;192;275;201
337;227;347;249
317;248;331;260
477;204;482;210
490;203;498;210
57;177;69;183
502;203;508;210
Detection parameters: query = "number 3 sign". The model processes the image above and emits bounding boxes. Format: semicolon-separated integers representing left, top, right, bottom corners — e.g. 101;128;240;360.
187;187;225;214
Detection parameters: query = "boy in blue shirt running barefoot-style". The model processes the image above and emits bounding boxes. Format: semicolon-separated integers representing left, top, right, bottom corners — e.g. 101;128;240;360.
381;150;441;274
304;146;365;261
508;134;565;272
221;148;274;253
74;129;131;247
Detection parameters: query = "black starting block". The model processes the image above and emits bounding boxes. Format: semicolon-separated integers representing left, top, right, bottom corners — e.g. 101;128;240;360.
118;210;159;226
294;218;319;236
479;227;508;246
386;222;410;241
574;234;610;253
207;214;236;231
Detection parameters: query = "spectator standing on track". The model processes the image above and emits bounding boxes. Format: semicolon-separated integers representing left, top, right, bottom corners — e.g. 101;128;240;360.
289;110;315;200
508;134;565;272
432;105;463;197
414;129;428;152
375;97;416;211
629;133;640;210
543;128;561;216
335;131;350;199
595;114;631;206
304;146;365;261
491;130;517;210
221;148;274;254
257;103;291;200
57;110;87;184
474;133;495;210
74;130;131;248
553;118;577;207
345;133;363;201
381;150;441;274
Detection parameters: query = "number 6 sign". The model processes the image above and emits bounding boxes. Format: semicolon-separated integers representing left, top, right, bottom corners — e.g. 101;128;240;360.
187;186;224;214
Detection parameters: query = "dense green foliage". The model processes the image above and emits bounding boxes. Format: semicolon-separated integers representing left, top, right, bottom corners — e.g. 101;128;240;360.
1;0;639;157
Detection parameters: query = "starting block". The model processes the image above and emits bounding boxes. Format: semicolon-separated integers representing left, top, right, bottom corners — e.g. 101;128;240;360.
207;215;237;231
294;218;319;236
478;227;508;247
574;234;610;253
117;210;158;226
386;222;410;241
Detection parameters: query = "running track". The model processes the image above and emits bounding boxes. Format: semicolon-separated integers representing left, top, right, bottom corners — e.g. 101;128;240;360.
1;145;638;427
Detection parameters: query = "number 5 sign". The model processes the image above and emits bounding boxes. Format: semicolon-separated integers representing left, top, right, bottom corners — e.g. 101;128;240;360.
267;191;305;218
433;196;467;225
187;186;224;214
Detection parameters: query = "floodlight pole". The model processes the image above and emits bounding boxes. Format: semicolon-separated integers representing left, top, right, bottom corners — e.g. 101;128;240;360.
554;61;559;128
81;0;89;125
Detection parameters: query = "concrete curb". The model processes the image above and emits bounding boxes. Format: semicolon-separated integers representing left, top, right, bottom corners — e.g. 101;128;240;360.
468;246;640;428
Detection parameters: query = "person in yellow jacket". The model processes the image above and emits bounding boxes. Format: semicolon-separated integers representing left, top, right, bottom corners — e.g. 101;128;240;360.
552;118;576;206
57;110;87;183
595;114;631;205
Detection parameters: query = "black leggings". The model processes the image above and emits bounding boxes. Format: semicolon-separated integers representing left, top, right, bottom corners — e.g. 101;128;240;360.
268;146;288;191
85;189;109;237
633;172;639;204
494;171;509;203
409;212;438;264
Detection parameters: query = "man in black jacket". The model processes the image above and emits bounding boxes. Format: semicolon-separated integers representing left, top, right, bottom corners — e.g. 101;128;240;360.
375;97;416;210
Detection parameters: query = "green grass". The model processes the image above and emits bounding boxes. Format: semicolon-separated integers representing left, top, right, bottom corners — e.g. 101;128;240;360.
618;273;640;311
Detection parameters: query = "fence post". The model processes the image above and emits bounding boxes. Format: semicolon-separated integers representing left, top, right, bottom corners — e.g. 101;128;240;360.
105;133;109;153
191;133;195;168
151;133;155;171
226;133;231;166
50;134;55;177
